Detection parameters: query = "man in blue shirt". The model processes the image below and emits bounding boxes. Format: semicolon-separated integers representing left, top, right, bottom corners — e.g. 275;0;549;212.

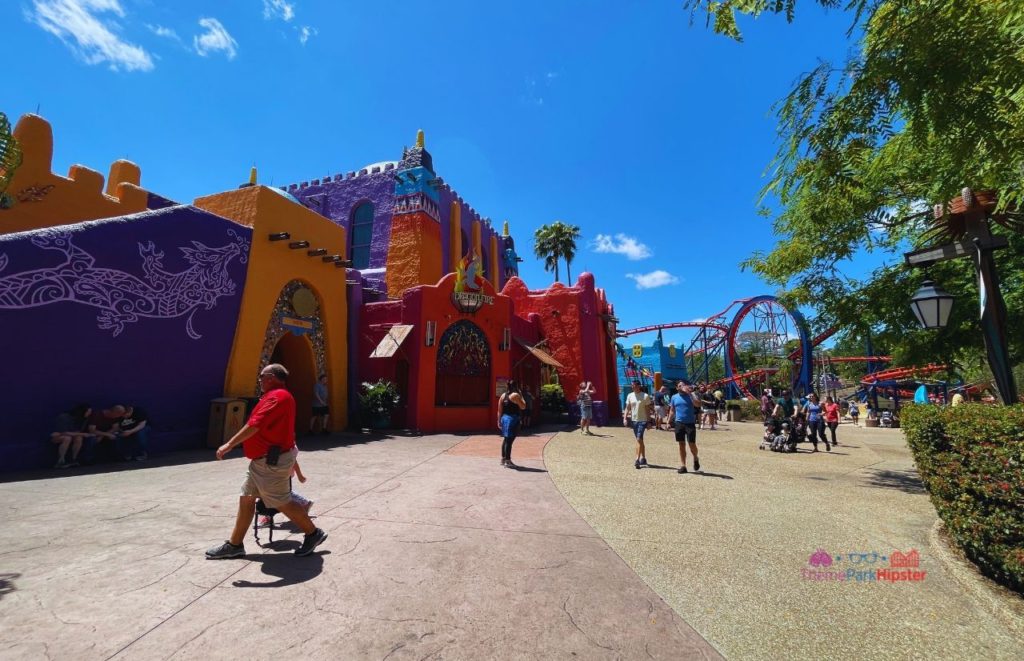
669;381;701;474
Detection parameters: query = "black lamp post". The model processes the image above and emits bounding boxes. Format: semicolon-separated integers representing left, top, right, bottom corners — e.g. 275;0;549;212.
909;279;955;330
904;187;1018;405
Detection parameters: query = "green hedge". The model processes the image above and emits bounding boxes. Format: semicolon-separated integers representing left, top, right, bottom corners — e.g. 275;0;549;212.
727;399;763;421
540;384;565;411
901;404;1024;594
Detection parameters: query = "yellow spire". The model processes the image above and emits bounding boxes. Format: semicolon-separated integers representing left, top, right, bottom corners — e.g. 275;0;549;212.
502;220;510;237
249;165;257;185
416;129;425;149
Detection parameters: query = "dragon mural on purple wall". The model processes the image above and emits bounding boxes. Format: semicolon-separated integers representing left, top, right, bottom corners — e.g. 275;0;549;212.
0;229;249;339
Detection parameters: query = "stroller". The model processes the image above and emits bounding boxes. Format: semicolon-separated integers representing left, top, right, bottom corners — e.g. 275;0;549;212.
252;480;313;547
760;416;782;450
770;422;798;453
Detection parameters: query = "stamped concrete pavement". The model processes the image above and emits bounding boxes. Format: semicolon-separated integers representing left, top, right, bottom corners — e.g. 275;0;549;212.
0;432;720;660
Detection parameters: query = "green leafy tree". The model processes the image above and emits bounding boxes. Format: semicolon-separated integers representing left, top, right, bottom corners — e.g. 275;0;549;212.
684;0;1024;377
0;112;22;208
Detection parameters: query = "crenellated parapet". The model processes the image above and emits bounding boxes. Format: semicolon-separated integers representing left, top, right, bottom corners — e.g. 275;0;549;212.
0;114;153;235
282;161;398;193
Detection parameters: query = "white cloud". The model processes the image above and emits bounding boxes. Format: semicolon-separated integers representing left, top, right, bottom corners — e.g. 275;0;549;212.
263;0;295;21
26;0;154;72
626;270;680;290
194;17;237;59
146;23;181;43
592;233;652;260
298;25;317;45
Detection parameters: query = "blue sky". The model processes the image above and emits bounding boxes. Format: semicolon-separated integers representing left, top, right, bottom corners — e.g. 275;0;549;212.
6;0;891;348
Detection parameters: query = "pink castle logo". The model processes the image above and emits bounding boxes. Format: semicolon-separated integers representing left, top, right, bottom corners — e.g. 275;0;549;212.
808;549;833;567
890;549;920;568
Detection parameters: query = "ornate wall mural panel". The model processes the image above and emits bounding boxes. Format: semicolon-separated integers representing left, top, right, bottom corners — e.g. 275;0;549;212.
0;228;249;338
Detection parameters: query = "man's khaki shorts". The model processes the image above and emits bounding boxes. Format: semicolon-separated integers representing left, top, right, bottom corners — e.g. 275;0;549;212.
240;446;297;508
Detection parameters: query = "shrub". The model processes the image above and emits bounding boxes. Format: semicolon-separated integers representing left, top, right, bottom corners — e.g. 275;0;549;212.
540;384;565;411
901;403;1024;594
358;379;401;415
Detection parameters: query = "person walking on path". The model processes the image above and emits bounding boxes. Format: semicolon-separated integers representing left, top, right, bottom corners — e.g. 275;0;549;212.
498;380;527;468
310;374;329;435
521;387;534;428
577;380;596;435
760;389;773;422
848;400;860;426
206;363;328;559
778;390;797;421
803;393;831;452
623;380;653;469
823;395;841;447
669;381;701;473
700;388;718;430
653;385;669;431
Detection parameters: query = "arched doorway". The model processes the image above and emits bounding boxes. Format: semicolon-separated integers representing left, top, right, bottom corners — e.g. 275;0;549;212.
270;331;317;433
435;320;491;406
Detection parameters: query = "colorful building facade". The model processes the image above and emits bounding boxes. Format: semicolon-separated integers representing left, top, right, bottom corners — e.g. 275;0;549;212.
615;331;690;407
0;113;617;471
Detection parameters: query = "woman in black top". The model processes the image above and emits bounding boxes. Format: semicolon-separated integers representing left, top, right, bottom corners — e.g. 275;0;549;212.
498;380;527;468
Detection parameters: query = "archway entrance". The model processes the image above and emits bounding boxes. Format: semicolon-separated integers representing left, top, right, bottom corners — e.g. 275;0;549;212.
270;331;316;433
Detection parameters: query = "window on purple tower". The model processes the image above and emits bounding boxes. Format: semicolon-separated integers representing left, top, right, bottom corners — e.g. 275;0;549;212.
350;202;374;269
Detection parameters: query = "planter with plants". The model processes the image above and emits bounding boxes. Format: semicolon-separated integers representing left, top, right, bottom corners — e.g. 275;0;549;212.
359;379;401;429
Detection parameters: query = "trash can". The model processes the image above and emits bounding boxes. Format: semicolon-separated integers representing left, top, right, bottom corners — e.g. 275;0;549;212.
208;398;247;448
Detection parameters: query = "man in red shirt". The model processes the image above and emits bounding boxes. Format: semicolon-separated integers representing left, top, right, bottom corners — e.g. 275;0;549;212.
206;363;327;559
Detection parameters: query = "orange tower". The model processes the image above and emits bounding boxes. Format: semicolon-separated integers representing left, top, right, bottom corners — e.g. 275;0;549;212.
384;130;443;297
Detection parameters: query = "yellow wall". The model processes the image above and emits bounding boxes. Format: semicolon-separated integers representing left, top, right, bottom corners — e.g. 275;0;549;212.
489;233;499;289
194;186;350;429
1;114;149;235
449;201;462;272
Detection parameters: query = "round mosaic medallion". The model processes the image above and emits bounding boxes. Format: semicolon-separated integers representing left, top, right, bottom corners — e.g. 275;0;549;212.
291;286;318;316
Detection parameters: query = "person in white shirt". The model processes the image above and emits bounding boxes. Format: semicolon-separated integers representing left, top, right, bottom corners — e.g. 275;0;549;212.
623;380;653;469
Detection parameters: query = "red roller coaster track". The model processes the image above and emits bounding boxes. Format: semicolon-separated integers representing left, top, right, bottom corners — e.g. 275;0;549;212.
617;321;729;336
788;326;838;360
706;367;779;391
861;363;948;386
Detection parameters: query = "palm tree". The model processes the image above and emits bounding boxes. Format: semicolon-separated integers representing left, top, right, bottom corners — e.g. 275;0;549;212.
533;225;559;282
533;221;581;284
552;221;581;283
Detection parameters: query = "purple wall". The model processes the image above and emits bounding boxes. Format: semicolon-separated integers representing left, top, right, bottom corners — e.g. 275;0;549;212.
285;165;516;294
288;170;396;279
436;183;510;288
0;206;250;471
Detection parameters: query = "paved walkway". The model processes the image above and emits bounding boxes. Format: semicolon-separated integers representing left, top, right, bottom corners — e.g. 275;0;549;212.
0;432;719;660
544;420;1024;660
2;421;1021;660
